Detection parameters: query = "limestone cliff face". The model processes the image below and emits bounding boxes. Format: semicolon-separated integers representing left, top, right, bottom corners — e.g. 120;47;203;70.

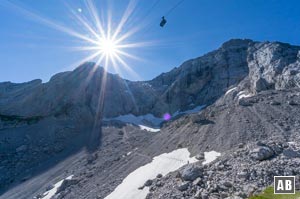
147;39;300;115
0;39;299;119
247;41;300;92
148;39;252;115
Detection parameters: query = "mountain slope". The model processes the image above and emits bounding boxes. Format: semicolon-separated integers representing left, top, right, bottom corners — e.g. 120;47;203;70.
1;39;300;199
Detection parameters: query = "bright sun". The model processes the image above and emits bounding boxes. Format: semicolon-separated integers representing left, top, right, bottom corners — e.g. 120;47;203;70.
7;0;144;78
97;37;118;56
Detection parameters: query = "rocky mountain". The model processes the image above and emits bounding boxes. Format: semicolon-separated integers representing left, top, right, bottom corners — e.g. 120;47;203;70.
2;39;299;118
1;39;300;199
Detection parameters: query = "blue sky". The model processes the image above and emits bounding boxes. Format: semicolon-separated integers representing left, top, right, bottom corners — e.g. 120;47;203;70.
0;0;300;83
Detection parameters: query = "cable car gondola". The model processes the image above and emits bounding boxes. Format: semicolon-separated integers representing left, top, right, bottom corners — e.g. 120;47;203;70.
160;16;167;27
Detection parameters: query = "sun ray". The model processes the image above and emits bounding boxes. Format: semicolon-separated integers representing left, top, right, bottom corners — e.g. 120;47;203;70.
114;49;143;62
109;53;120;74
116;41;159;49
3;0;160;151
70;46;102;51
85;53;106;84
113;53;141;80
114;25;142;44
3;1;100;46
111;0;137;41
4;0;152;82
85;0;106;38
107;51;138;112
66;3;101;41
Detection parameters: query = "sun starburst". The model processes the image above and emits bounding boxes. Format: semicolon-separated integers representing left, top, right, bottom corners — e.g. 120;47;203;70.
2;0;159;150
3;0;150;79
97;37;117;56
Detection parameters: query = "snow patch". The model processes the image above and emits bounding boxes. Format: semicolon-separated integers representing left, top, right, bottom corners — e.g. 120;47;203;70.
104;148;197;199
288;142;296;145
202;151;221;165
103;105;206;129
41;175;73;199
142;83;153;88
237;91;253;100
225;87;237;96
138;125;160;132
104;105;206;131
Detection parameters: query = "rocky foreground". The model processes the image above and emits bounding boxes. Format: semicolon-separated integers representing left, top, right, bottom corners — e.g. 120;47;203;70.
144;140;300;199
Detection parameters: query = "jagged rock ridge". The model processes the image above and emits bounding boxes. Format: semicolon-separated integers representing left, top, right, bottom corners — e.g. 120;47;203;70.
1;39;300;119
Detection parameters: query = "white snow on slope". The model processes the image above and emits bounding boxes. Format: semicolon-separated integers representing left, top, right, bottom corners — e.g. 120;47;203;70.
104;105;206;132
237;91;253;100
104;148;198;199
225;87;237;96
288;141;296;145
202;151;221;165
41;175;73;199
138;125;160;132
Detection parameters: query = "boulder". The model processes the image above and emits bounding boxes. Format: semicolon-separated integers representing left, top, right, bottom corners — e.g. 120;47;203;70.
155;181;163;187
238;143;245;148
56;178;79;194
144;179;153;187
288;100;298;105
223;181;233;188
138;186;144;190
254;78;272;92
192;177;202;186
270;101;281;105
177;181;190;191
195;153;205;160
180;165;203;181
237;171;248;180
156;174;163;178
250;146;274;161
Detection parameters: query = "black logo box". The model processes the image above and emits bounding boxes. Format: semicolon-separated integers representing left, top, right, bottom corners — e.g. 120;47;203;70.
274;176;295;194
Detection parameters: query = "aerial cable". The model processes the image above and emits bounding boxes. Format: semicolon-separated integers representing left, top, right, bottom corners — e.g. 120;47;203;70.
164;0;186;17
143;0;161;20
159;0;186;27
123;0;161;34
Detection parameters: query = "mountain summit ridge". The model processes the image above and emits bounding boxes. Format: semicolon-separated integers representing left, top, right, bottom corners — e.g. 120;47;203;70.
1;39;300;119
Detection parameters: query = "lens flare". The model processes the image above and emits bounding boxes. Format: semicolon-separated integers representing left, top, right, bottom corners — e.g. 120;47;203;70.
163;113;171;121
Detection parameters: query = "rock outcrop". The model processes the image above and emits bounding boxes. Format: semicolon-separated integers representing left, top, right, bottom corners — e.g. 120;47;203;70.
146;141;300;199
